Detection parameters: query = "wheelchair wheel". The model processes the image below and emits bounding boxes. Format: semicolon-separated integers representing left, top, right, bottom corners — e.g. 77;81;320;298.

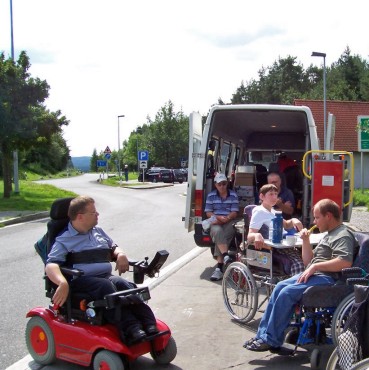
310;348;321;370
93;349;125;370
331;292;355;347
222;262;258;323
326;348;340;370
25;316;56;365
351;358;369;369
151;336;177;365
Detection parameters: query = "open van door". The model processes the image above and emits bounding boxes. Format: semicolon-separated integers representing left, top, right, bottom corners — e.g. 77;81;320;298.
185;112;202;232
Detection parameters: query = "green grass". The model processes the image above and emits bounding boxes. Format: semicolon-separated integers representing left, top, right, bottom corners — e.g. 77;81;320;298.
353;189;369;209
0;180;77;211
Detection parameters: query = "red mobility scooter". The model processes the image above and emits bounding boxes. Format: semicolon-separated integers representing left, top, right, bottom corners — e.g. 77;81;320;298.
25;197;177;370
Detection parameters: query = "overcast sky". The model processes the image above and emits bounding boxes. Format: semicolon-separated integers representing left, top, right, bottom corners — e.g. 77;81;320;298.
1;0;368;156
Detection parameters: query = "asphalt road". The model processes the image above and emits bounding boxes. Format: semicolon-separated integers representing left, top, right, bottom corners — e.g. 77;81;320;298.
0;175;194;370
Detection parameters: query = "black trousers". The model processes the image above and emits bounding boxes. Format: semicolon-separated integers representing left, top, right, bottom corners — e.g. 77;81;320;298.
70;274;156;333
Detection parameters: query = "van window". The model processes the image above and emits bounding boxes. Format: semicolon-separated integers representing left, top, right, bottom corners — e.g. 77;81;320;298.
219;142;231;174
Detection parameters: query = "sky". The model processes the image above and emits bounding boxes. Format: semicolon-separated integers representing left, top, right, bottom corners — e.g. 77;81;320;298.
1;0;368;157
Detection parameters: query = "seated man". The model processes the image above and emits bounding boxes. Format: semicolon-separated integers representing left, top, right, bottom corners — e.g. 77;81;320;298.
267;172;295;219
247;184;304;276
45;195;158;344
204;173;239;281
244;198;358;351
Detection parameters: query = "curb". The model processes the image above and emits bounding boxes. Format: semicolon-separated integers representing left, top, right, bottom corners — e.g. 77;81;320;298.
0;211;49;227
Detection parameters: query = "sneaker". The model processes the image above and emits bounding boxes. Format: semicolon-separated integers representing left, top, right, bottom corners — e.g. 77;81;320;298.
210;268;223;281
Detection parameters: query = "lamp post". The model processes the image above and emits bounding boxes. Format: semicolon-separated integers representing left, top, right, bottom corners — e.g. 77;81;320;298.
10;0;19;193
312;51;327;150
117;115;124;184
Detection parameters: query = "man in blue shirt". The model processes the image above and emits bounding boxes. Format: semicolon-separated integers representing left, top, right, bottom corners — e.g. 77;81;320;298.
267;172;295;219
46;195;158;344
204;173;239;281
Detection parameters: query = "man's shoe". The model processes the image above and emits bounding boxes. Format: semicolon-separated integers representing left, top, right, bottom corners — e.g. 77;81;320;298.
129;328;146;343
210;268;223;281
244;338;272;352
145;324;159;335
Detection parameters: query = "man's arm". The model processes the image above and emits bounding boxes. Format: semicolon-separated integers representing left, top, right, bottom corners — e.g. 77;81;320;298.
113;247;129;275
297;257;352;283
45;263;69;306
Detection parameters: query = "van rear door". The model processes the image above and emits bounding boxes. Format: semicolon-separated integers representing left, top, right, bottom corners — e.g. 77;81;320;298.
185;112;202;232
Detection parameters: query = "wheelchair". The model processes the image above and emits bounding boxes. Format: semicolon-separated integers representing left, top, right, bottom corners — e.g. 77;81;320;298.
26;197;177;370
272;232;369;369
222;204;296;323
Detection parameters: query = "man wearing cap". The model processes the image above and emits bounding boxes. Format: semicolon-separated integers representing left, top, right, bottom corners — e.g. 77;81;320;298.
204;173;240;281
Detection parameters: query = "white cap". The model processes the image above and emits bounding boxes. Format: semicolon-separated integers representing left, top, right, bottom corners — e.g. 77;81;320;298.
214;173;227;183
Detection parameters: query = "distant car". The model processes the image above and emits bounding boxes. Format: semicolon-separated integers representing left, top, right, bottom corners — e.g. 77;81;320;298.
178;168;188;181
160;169;184;184
172;169;185;183
138;169;163;182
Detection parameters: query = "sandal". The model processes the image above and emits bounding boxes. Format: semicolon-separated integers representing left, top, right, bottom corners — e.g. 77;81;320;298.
244;338;271;352
243;337;257;347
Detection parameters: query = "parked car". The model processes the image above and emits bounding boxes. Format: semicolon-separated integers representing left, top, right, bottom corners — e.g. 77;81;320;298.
172;169;185;183
138;169;163;182
160;169;185;183
178;168;188;181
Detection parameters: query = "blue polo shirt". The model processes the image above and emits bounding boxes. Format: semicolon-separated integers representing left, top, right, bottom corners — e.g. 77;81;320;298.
204;189;239;216
46;223;114;276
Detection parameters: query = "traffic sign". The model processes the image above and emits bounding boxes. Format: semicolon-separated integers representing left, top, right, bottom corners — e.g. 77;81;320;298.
140;160;148;169
104;146;111;154
138;150;149;161
97;160;107;167
105;153;111;159
358;116;369;152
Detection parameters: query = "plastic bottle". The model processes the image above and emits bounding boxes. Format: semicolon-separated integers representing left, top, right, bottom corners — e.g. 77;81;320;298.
272;211;283;243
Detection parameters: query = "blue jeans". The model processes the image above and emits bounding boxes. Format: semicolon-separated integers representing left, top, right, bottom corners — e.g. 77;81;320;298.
256;273;335;347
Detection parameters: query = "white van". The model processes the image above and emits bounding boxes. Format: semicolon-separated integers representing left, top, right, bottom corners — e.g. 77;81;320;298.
184;104;352;247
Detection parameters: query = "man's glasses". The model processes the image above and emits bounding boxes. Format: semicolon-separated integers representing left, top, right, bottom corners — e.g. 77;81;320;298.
216;182;227;186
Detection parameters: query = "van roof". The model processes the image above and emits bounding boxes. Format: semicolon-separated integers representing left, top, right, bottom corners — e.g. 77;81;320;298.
207;104;315;149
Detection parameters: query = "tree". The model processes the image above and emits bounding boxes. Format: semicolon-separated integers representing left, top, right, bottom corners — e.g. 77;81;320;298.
121;102;189;170
0;51;69;197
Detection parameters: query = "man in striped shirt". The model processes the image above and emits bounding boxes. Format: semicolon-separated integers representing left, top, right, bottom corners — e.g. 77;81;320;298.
204;173;239;281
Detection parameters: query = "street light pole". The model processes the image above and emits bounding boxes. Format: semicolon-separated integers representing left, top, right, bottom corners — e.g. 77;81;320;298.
117;115;125;185
10;0;19;194
312;51;327;150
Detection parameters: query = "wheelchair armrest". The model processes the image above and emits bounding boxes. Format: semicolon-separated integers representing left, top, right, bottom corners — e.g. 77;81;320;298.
60;266;84;277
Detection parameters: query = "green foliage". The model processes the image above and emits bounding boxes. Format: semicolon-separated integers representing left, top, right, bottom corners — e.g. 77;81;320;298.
231;47;369;106
353;189;369;210
119;101;189;169
0;51;70;197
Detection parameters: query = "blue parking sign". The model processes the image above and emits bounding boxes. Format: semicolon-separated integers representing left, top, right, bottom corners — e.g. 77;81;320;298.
138;150;149;161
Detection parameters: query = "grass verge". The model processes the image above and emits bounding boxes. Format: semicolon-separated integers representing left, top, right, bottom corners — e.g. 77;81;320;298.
0;180;77;211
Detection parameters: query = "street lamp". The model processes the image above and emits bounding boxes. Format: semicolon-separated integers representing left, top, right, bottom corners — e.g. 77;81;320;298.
311;51;327;150
117;115;125;184
10;0;19;193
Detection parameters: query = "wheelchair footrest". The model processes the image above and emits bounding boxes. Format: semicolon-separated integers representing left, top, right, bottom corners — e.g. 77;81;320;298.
104;287;151;309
